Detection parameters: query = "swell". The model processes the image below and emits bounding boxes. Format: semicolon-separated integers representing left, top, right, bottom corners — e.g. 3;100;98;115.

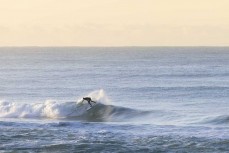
201;115;229;125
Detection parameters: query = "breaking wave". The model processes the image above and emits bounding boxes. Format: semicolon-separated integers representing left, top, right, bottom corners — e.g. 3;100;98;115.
0;89;150;122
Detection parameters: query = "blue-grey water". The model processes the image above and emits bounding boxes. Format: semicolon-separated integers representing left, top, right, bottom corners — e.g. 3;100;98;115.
0;47;229;152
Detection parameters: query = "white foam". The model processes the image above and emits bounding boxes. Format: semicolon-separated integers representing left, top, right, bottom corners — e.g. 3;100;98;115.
0;89;110;119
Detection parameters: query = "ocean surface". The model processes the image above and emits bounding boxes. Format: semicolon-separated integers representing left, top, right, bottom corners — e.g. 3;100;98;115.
0;47;229;152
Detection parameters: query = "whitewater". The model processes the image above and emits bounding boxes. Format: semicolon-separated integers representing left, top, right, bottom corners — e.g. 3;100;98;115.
0;90;109;119
0;47;229;152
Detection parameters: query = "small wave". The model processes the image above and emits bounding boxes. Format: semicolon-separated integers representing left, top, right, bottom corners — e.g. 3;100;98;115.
202;115;229;125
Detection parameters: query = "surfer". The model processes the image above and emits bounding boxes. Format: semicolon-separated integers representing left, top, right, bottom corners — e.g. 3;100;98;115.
82;97;96;107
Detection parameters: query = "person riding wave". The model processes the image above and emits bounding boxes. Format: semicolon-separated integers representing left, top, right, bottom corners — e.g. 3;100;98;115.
82;97;96;107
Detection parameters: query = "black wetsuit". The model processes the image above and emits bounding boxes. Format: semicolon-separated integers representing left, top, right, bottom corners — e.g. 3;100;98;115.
83;97;96;107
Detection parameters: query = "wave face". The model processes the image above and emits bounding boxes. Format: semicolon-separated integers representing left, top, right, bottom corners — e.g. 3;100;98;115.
0;90;150;122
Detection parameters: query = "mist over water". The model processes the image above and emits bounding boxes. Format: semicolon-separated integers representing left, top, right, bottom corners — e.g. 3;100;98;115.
0;47;229;152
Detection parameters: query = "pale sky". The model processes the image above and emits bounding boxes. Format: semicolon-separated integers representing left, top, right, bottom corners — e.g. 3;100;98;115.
0;0;229;46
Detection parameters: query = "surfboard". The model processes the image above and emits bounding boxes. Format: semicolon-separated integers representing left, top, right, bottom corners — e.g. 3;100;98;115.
86;102;97;111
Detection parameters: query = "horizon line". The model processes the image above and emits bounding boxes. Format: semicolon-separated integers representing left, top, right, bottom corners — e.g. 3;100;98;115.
0;46;229;48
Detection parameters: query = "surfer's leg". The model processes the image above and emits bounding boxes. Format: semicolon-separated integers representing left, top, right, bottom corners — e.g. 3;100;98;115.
91;100;96;103
88;101;92;107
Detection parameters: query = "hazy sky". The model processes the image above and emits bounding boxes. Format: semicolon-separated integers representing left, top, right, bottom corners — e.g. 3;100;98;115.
0;0;229;46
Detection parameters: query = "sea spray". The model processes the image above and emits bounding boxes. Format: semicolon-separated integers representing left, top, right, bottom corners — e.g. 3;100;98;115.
78;89;111;105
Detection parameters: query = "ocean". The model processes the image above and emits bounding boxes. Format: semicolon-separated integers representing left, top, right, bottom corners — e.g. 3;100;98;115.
0;47;229;152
